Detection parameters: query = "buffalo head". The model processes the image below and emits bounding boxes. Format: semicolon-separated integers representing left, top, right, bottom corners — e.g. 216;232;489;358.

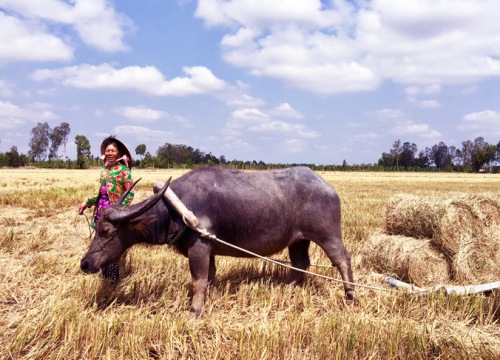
80;177;171;274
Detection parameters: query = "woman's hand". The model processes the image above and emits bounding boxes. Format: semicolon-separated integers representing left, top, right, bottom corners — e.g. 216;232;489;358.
78;202;88;215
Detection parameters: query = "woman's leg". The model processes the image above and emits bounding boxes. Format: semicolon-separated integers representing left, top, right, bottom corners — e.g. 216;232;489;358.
101;261;120;285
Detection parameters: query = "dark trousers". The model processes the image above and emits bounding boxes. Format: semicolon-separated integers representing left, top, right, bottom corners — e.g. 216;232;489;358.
102;261;120;284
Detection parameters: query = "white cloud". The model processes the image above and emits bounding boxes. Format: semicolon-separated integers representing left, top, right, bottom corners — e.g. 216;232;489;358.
113;125;174;139
223;102;319;158
35;87;60;96
223;92;266;108
370;108;407;120
417;100;440;109
459;110;500;135
0;80;13;97
111;125;179;154
354;132;380;141
366;108;441;140
31;64;226;96
420;100;440;109
389;121;441;139
160;66;227;95
71;0;132;52
114;105;193;127
0;12;73;62
407;98;441;109
249;120;319;138
115;106;166;122
277;138;306;153
221;138;254;152
0;0;131;53
222;24;380;94
196;0;343;28
195;0;500;94
221;28;257;47
227;106;318;138
228;108;269;129
461;86;479;95
405;84;441;108
269;102;303;119
424;85;442;95
0;100;57;129
404;84;441;96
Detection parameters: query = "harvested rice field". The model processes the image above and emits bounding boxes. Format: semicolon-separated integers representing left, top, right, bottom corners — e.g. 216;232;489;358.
1;168;500;359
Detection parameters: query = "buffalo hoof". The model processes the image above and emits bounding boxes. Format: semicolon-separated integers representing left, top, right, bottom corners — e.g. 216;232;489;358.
345;290;359;306
189;308;202;319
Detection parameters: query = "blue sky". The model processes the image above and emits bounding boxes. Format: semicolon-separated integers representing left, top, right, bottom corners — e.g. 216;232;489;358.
1;0;500;165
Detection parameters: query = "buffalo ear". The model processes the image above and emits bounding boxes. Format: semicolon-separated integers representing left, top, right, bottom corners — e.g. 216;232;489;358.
125;215;157;236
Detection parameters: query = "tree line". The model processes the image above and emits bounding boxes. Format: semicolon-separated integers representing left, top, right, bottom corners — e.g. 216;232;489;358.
378;138;500;172
0;121;499;172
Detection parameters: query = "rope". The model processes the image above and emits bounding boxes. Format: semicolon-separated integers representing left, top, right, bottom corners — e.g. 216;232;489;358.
73;212;94;241
192;226;389;292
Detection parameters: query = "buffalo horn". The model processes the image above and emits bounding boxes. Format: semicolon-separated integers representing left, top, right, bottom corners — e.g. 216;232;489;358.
108;177;172;222
116;178;142;207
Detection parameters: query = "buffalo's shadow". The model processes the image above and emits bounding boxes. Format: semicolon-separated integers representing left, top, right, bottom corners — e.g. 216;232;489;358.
85;259;336;311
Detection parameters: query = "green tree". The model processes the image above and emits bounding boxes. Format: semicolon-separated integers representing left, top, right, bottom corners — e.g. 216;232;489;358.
49;122;71;162
135;144;146;167
6;146;22;167
429;142;452;170
496;141;500;164
485;145;497;165
75;135;91;169
414;150;430;168
377;152;394;168
399;142;418;169
390;139;402;170
157;143;192;167
470;137;496;172
28;122;50;162
142;152;155;168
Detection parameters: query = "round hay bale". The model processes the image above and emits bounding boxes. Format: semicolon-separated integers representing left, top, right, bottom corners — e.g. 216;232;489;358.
452;225;500;283
385;193;500;257
385;194;447;239
435;199;479;256
361;233;450;287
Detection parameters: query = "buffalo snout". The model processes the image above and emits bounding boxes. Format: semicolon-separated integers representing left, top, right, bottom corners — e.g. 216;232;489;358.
80;257;99;274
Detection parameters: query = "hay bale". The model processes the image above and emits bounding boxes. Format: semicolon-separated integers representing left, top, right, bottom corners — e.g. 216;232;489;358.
385;192;500;283
452;225;500;283
361;234;450;287
385;193;500;257
385;194;443;239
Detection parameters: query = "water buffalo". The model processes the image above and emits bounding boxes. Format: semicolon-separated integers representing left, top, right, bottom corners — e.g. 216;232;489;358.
80;166;356;315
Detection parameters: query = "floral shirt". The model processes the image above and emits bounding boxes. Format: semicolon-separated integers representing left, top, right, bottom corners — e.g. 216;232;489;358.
85;164;134;208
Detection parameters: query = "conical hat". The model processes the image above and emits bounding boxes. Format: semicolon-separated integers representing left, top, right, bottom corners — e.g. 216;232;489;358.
100;136;133;169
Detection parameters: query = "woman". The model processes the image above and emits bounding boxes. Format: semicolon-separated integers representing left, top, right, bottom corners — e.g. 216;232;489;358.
78;136;134;284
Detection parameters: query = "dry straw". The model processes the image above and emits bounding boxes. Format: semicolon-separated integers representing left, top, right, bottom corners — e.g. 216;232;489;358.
384;193;500;284
452;225;500;283
362;233;450;287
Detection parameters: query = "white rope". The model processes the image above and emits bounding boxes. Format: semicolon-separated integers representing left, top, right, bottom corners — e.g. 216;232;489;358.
193;226;390;292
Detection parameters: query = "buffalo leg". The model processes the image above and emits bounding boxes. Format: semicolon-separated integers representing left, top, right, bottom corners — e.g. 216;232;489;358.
287;240;310;283
208;255;216;286
317;237;356;302
188;249;210;316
